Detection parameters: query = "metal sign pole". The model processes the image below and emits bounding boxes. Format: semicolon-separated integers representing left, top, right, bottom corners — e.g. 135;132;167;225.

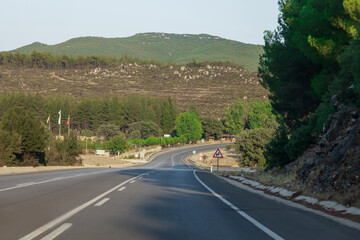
213;148;223;174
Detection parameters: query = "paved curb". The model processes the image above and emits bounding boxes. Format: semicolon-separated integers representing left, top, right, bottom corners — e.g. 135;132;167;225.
221;176;360;231
226;175;360;216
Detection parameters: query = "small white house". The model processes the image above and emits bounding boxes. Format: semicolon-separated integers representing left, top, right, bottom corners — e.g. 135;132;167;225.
96;150;105;155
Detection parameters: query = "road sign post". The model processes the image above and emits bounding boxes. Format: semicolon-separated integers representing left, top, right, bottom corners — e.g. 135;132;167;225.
213;148;223;173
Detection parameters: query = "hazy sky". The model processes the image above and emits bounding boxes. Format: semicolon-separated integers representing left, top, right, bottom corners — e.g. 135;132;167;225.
0;0;280;51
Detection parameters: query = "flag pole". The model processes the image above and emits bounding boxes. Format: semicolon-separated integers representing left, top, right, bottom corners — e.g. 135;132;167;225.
68;115;70;135
47;115;51;149
58;110;61;138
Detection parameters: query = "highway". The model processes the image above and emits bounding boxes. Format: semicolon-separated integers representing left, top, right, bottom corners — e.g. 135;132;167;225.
0;144;359;240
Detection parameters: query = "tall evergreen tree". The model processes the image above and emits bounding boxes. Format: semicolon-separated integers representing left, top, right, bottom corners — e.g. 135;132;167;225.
175;112;203;142
1;107;46;164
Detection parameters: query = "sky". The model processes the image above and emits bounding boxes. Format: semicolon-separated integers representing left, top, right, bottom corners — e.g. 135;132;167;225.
0;0;280;51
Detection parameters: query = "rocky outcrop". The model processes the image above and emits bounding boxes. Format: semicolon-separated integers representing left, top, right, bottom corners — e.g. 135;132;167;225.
295;104;360;207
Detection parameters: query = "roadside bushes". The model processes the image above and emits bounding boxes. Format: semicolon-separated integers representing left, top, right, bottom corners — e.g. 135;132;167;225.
0;129;22;166
96;124;121;140
234;128;274;167
103;135;128;153
175;112;203;142
223;99;278;135
264;124;290;168
127;121;162;139
0;107;47;166
46;132;82;166
127;135;186;148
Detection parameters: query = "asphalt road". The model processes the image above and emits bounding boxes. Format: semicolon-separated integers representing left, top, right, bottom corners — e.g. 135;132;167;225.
0;144;359;240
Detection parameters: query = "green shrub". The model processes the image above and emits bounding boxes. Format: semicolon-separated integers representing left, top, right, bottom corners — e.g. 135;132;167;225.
0;129;22;166
234;128;274;167
96;124;121;140
264;124;290;168
284;124;315;162
46;132;82;166
146;136;159;146
175;112;203;142
1;107;47;165
282;102;335;163
103;135;127;153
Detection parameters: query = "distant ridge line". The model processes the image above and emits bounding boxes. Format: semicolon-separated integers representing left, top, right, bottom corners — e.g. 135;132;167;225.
12;33;263;71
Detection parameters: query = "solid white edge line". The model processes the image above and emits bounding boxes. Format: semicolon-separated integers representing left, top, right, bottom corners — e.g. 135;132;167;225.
16;182;35;186
19;172;148;240
221;177;360;231
192;170;285;240
118;186;126;191
94;198;110;207
182;151;284;239
40;223;72;240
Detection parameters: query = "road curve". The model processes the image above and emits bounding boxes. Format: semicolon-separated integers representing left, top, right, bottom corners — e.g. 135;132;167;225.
0;144;359;240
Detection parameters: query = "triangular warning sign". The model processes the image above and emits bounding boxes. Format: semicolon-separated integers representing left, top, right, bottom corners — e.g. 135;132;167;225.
213;148;223;158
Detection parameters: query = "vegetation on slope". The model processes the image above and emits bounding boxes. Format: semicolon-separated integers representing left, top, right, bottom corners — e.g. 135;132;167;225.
0;52;268;116
12;33;263;71
259;0;360;168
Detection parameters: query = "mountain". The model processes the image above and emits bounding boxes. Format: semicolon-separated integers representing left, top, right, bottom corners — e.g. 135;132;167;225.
13;33;263;71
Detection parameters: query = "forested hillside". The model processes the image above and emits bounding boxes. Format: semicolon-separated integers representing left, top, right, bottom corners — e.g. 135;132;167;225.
12;33;263;71
217;0;360;208
259;0;360;167
0;94;177;134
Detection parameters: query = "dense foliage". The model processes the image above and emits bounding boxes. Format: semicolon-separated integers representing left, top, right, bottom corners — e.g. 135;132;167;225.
127;121;163;139
264;124;290;168
200;116;224;140
259;0;360;167
223;99;278;134
0;93;178;134
234;128;274;167
0;51;163;69
0;107;46;166
0;129;22;166
0;93;180;166
175;112;203;142
228;99;279;167
128;135;186;148
96;124;122;140
46;131;82;166
103;135;128;153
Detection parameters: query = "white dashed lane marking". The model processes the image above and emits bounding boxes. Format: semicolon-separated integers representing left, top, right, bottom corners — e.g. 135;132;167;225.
94;198;110;207
19;172;148;240
40;223;72;240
